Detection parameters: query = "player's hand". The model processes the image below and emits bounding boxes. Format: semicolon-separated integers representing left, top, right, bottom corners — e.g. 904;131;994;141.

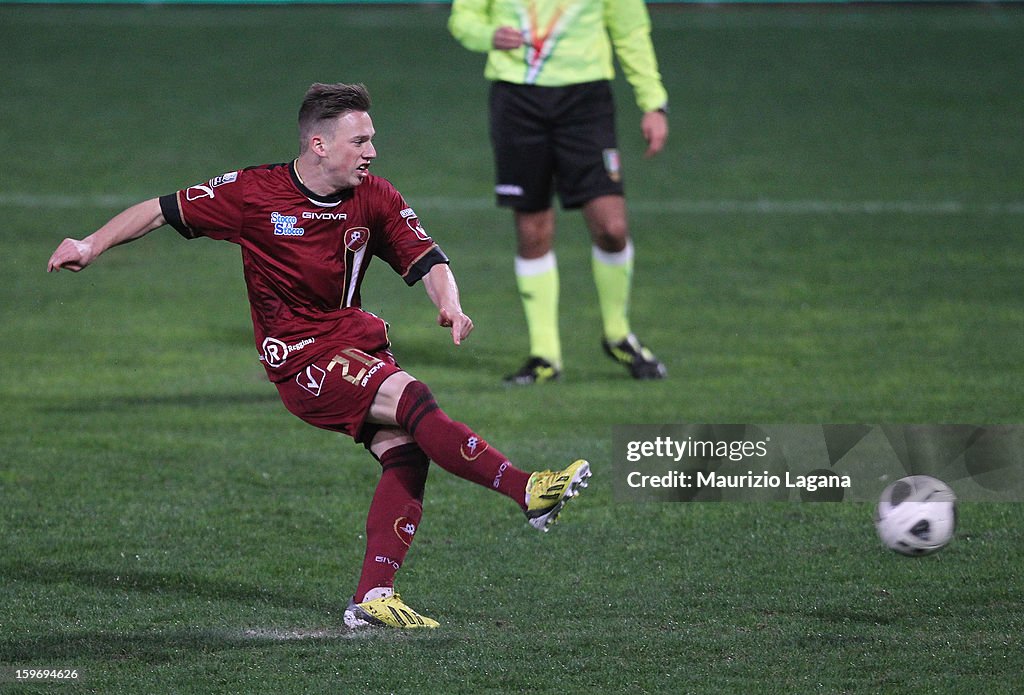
437;306;474;346
641;110;669;158
493;26;524;50
47;238;96;272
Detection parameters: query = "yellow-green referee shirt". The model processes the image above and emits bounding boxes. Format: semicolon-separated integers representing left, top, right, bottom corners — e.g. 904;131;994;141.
448;0;668;113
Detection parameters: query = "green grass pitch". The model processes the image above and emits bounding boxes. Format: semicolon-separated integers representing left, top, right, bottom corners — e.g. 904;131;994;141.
2;4;1023;693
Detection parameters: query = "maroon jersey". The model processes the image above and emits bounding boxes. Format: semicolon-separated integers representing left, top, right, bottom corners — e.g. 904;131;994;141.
159;162;448;382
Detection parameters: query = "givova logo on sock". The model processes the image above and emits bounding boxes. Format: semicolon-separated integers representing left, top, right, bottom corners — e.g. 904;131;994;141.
461;433;488;461
493;460;510;490
374;555;400;570
394;517;417;547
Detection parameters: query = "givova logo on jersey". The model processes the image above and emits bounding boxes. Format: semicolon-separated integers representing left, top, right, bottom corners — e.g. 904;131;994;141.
400;207;430;242
185;170;238;201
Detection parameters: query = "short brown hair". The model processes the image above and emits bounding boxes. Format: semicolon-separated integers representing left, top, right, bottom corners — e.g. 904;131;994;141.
298;82;372;151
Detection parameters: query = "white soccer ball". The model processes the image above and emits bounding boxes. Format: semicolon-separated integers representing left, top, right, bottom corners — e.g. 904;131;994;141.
875;475;957;556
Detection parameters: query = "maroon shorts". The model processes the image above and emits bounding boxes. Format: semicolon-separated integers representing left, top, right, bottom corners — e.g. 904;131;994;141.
275;346;403;443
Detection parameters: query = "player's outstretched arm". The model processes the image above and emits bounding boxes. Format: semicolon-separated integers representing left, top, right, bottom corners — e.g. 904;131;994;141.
422;263;474;346
47;197;166;273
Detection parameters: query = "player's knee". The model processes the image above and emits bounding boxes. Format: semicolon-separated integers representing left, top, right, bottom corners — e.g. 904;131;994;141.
514;209;555;256
394;380;440;437
591;222;629;252
369;428;418;462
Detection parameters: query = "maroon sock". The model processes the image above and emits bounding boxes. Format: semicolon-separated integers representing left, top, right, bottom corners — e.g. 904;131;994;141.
395;380;530;510
354;443;429;602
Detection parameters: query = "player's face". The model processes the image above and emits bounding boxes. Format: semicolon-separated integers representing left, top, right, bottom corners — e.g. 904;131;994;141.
322;110;377;189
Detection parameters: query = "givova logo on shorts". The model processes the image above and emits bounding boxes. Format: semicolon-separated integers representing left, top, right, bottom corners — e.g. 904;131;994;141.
296;364;326;397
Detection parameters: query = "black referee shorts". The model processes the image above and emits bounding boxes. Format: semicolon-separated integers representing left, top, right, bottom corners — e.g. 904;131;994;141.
489;80;624;212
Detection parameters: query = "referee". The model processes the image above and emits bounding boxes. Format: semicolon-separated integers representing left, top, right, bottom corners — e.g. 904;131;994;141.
449;0;669;384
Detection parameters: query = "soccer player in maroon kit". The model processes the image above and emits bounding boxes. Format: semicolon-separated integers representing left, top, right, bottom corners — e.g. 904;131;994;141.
47;82;590;630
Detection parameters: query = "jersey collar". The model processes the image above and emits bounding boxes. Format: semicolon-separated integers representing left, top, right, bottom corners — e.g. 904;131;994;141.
289;160;354;208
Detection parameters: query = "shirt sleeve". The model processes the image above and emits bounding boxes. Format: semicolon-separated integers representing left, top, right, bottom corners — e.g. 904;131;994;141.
159;171;244;243
605;0;669;113
401;246;451;287
373;182;450;286
448;0;499;53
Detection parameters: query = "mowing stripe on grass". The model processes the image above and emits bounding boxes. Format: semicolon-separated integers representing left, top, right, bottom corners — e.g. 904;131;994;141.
3;192;1023;216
